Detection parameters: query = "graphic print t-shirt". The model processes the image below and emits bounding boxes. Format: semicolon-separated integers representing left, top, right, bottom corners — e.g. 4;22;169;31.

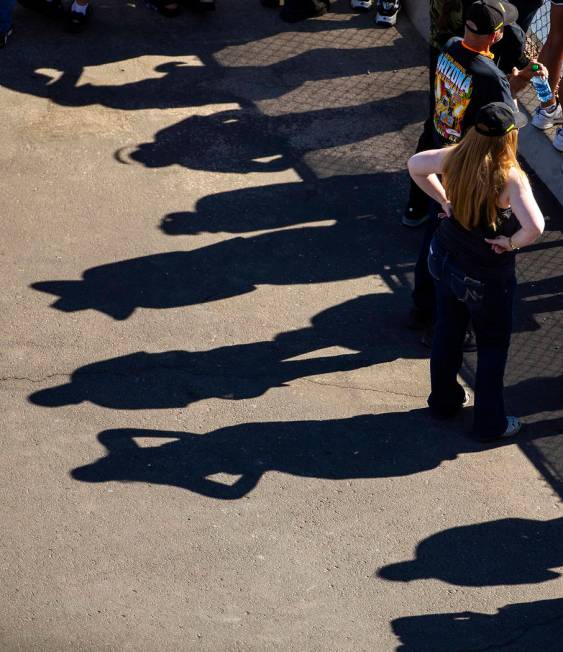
434;37;515;144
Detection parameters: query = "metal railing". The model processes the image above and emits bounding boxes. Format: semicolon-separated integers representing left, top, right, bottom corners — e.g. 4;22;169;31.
526;0;551;58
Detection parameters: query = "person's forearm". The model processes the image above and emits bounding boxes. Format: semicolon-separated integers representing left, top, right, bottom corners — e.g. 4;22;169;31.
509;60;549;98
509;74;528;97
509;225;543;249
409;173;448;207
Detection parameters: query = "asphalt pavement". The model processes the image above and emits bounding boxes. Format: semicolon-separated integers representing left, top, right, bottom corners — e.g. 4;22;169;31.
1;1;562;650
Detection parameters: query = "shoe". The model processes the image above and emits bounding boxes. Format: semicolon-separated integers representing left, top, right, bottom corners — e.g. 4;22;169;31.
402;205;429;228
66;2;92;30
351;0;374;10
280;0;329;22
554;127;563;152
531;102;562;130
18;0;64;17
0;28;13;48
375;0;400;26
430;389;469;419
477;416;522;442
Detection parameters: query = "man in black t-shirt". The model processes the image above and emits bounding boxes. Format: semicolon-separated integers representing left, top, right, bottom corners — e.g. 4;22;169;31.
433;35;516;144
409;0;547;337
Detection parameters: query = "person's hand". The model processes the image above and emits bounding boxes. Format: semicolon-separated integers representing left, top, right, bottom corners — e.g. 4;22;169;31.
484;235;511;254
438;200;452;220
513;60;548;83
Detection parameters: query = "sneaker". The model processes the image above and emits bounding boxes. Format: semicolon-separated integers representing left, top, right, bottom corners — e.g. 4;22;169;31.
402;205;429;228
531;102;563;130
477;416;522;442
280;0;329;22
375;0;400;26
0;28;13;48
554;127;563;152
351;0;374;10
66;2;92;30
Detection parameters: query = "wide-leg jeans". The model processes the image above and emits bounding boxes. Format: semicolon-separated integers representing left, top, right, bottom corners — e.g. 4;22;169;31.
427;237;515;438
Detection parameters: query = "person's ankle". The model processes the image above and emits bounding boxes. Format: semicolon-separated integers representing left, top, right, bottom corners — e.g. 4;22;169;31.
541;100;557;111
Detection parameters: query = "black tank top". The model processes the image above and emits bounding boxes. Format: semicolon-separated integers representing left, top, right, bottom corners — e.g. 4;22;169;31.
436;207;519;281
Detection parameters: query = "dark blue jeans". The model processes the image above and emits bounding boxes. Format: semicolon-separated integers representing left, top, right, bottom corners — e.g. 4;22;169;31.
0;0;16;32
412;205;441;318
427;237;515;438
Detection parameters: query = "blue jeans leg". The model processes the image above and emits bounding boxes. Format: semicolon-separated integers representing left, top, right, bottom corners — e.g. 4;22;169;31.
471;277;515;438
412;205;440;317
427;237;515;434
429;275;469;416
0;0;16;32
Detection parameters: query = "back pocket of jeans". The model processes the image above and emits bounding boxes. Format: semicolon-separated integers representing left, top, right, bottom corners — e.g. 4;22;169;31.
449;270;484;304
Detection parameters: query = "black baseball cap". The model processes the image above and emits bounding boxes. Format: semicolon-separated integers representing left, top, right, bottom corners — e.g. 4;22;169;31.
466;0;519;35
474;101;527;137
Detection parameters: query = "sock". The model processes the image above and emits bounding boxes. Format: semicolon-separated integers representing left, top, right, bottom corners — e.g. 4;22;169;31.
71;1;88;13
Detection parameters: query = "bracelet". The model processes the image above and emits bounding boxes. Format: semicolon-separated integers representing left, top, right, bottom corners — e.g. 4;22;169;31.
509;236;519;251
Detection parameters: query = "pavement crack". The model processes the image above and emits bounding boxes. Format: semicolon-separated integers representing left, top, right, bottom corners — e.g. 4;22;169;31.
302;378;425;399
0;373;72;384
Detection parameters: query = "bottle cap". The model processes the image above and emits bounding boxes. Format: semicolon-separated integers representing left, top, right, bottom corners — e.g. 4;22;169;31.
531;63;539;72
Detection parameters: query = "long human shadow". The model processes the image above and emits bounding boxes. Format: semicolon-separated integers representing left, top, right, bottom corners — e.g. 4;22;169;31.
125;91;424;175
378;517;563;586
391;598;563;652
2;2;417;110
32;44;417;112
29;291;423;409
31;172;412;320
161;174;398;235
70;408;481;499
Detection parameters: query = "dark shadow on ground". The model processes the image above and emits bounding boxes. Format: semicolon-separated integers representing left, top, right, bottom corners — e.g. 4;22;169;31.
160;175;377;235
31;172;414;320
70;408;480;499
29;291;424;409
391;598;563;652
3;1;417;111
378;517;563;586
126;92;425;174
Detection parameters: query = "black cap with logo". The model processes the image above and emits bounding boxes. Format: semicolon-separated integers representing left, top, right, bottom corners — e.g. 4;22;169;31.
466;0;519;35
474;101;528;137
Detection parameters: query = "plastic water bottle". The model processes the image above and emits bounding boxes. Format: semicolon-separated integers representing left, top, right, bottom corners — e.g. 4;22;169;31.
530;64;553;103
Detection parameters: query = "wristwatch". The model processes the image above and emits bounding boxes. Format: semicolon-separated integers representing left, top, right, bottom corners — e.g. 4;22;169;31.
508;236;519;251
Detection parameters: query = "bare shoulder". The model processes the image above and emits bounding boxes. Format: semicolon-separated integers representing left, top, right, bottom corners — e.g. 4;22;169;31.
507;165;531;190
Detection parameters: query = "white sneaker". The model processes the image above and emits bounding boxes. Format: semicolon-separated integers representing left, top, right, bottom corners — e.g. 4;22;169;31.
554;127;563;152
375;0;400;26
531;102;563;130
351;0;374;10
